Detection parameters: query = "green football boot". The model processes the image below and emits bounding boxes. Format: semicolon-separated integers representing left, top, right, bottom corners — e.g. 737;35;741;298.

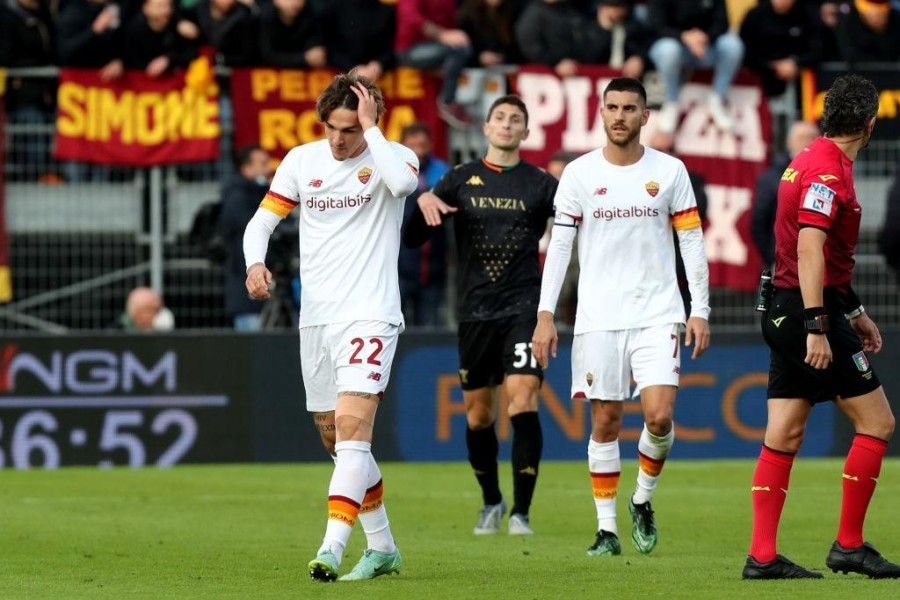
629;498;658;554
587;530;622;557
339;548;402;581
308;549;339;582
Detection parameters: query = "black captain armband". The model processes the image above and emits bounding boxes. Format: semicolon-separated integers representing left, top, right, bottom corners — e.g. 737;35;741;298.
803;307;830;335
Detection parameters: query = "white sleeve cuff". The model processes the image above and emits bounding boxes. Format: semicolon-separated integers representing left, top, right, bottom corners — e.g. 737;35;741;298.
676;227;710;320
243;208;282;272
538;224;577;314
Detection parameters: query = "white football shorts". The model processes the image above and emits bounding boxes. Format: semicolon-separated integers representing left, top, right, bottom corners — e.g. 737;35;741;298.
300;320;401;412
571;323;682;401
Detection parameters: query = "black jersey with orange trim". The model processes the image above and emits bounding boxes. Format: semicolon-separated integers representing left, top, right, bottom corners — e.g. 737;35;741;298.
774;137;860;293
404;158;557;321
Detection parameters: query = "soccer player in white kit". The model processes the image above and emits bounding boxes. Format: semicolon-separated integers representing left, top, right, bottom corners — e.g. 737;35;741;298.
532;77;711;557
243;71;419;582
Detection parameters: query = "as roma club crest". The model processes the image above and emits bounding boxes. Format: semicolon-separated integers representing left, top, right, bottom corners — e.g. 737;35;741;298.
358;167;373;184
645;180;660;197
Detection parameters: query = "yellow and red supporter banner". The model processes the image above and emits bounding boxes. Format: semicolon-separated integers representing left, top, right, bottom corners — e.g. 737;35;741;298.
54;68;220;166
513;65;772;292
0;68;11;302
230;67;446;163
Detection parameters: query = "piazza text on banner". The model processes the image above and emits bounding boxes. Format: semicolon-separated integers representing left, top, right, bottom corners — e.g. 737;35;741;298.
512;65;772;292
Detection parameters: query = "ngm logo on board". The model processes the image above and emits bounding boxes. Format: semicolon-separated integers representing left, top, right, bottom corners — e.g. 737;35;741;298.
0;344;176;395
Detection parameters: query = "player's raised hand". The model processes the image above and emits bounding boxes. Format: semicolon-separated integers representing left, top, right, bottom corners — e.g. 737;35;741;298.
350;83;378;130
532;312;558;370
246;262;273;300
684;316;710;359
417;192;457;226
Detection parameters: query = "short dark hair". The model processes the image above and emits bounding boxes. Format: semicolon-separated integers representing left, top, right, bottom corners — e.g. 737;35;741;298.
234;144;264;170
821;74;879;137
401;121;432;141
486;94;529;126
603;77;647;107
316;68;386;123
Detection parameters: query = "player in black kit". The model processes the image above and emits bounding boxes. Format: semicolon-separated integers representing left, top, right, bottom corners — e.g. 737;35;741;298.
404;95;558;536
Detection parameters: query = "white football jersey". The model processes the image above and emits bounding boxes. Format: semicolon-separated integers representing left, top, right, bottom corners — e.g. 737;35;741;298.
554;146;700;333
264;138;417;327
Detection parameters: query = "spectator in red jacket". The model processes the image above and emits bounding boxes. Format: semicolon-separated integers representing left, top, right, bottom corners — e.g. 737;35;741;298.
396;0;474;129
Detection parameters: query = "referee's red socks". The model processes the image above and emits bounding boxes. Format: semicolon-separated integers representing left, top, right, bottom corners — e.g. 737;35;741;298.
749;445;795;563
837;434;888;549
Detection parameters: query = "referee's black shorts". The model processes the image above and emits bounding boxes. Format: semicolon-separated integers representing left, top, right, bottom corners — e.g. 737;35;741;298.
762;287;880;404
457;311;543;390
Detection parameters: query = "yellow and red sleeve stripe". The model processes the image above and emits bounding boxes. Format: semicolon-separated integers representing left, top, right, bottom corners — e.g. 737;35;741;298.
671;207;701;231
260;191;298;218
590;471;620;500
327;495;361;527
360;480;384;514
638;451;665;477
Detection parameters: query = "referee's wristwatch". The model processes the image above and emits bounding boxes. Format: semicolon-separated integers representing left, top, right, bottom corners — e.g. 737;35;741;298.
803;308;830;335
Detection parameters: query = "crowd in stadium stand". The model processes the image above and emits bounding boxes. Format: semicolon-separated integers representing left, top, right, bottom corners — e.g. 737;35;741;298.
3;0;900;133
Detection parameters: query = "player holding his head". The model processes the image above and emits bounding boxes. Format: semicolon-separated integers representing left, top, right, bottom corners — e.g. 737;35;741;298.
532;77;710;557
404;95;558;536
244;70;419;582
743;73;900;580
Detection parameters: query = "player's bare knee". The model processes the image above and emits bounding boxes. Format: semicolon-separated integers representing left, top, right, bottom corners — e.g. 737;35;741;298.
859;412;895;441
592;413;622;440
507;393;538;416
466;407;494;429
334;414;365;440
644;413;673;436
766;425;805;453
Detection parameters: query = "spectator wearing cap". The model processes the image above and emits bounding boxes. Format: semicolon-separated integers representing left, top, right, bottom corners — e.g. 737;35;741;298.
647;0;745;138
835;0;900;62
740;0;825;97
582;0;655;79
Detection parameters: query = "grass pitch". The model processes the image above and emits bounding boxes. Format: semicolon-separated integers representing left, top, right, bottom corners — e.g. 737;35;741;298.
2;460;899;599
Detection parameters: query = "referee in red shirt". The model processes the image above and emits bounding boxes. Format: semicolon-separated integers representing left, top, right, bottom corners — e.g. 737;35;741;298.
743;74;900;580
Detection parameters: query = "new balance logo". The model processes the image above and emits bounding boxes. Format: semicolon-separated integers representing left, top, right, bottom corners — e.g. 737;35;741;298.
751;486;771;492
771;316;786;327
308;179;323;188
367;372;381;382
518;466;537;476
466;176;484;186
594;187;607;196
842;473;859;481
